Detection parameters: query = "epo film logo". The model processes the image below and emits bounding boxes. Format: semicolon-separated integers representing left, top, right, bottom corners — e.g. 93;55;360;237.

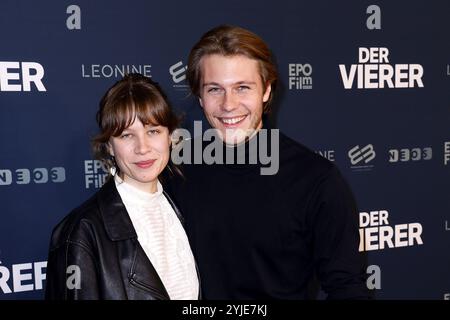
84;160;108;189
288;63;312;90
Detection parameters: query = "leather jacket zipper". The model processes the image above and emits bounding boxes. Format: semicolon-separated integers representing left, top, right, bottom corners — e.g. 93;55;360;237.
129;275;169;300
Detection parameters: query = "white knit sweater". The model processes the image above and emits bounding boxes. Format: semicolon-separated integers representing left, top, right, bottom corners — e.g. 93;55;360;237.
114;176;199;300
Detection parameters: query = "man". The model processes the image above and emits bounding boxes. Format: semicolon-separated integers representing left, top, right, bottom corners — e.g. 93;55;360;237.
164;25;370;299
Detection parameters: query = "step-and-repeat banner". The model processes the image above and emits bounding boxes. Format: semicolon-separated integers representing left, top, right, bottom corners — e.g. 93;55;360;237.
1;1;449;299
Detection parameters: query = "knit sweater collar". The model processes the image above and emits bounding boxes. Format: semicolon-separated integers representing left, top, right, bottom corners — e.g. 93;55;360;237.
114;175;163;205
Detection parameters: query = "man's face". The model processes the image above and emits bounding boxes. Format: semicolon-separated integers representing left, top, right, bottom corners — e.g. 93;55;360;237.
199;54;271;145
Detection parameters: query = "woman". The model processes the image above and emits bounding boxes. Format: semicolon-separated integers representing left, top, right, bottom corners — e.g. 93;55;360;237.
45;74;199;300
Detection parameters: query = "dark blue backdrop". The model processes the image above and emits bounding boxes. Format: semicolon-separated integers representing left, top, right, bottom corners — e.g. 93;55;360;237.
1;0;449;299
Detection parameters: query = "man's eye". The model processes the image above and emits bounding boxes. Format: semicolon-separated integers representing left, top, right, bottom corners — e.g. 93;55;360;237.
207;87;221;93
120;133;131;139
238;86;250;91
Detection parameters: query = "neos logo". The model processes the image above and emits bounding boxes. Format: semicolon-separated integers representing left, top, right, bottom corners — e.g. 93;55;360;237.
0;167;65;185
389;147;432;162
0;62;46;92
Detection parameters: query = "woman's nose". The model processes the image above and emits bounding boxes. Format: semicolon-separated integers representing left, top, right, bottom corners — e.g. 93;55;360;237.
135;135;152;154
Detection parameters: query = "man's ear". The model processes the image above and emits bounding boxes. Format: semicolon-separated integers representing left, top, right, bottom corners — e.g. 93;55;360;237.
262;83;272;103
199;96;204;108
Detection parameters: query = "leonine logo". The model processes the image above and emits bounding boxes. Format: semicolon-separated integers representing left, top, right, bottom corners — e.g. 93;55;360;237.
316;150;335;162
359;210;423;252
0;61;46;92
81;64;151;78
339;47;424;89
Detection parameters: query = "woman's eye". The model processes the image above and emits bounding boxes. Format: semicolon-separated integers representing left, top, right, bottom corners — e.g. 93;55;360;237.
120;133;131;139
149;129;160;135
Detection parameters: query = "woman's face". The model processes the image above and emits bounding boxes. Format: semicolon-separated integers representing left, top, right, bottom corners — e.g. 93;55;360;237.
108;118;171;193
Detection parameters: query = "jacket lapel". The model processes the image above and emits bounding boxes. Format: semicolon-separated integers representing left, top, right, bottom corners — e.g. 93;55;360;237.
96;178;170;299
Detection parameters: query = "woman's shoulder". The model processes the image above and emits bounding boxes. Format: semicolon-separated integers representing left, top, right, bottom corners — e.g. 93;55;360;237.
49;192;103;252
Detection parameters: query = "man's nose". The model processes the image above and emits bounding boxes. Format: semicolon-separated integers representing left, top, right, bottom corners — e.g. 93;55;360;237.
221;91;238;112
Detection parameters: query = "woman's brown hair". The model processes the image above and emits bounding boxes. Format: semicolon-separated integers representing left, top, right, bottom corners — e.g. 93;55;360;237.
92;73;180;177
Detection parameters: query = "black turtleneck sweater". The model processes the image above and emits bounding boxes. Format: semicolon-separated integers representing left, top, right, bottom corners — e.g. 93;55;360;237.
163;127;370;300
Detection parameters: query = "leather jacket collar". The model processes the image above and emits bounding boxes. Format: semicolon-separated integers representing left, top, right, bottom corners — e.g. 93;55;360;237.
98;178;185;241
